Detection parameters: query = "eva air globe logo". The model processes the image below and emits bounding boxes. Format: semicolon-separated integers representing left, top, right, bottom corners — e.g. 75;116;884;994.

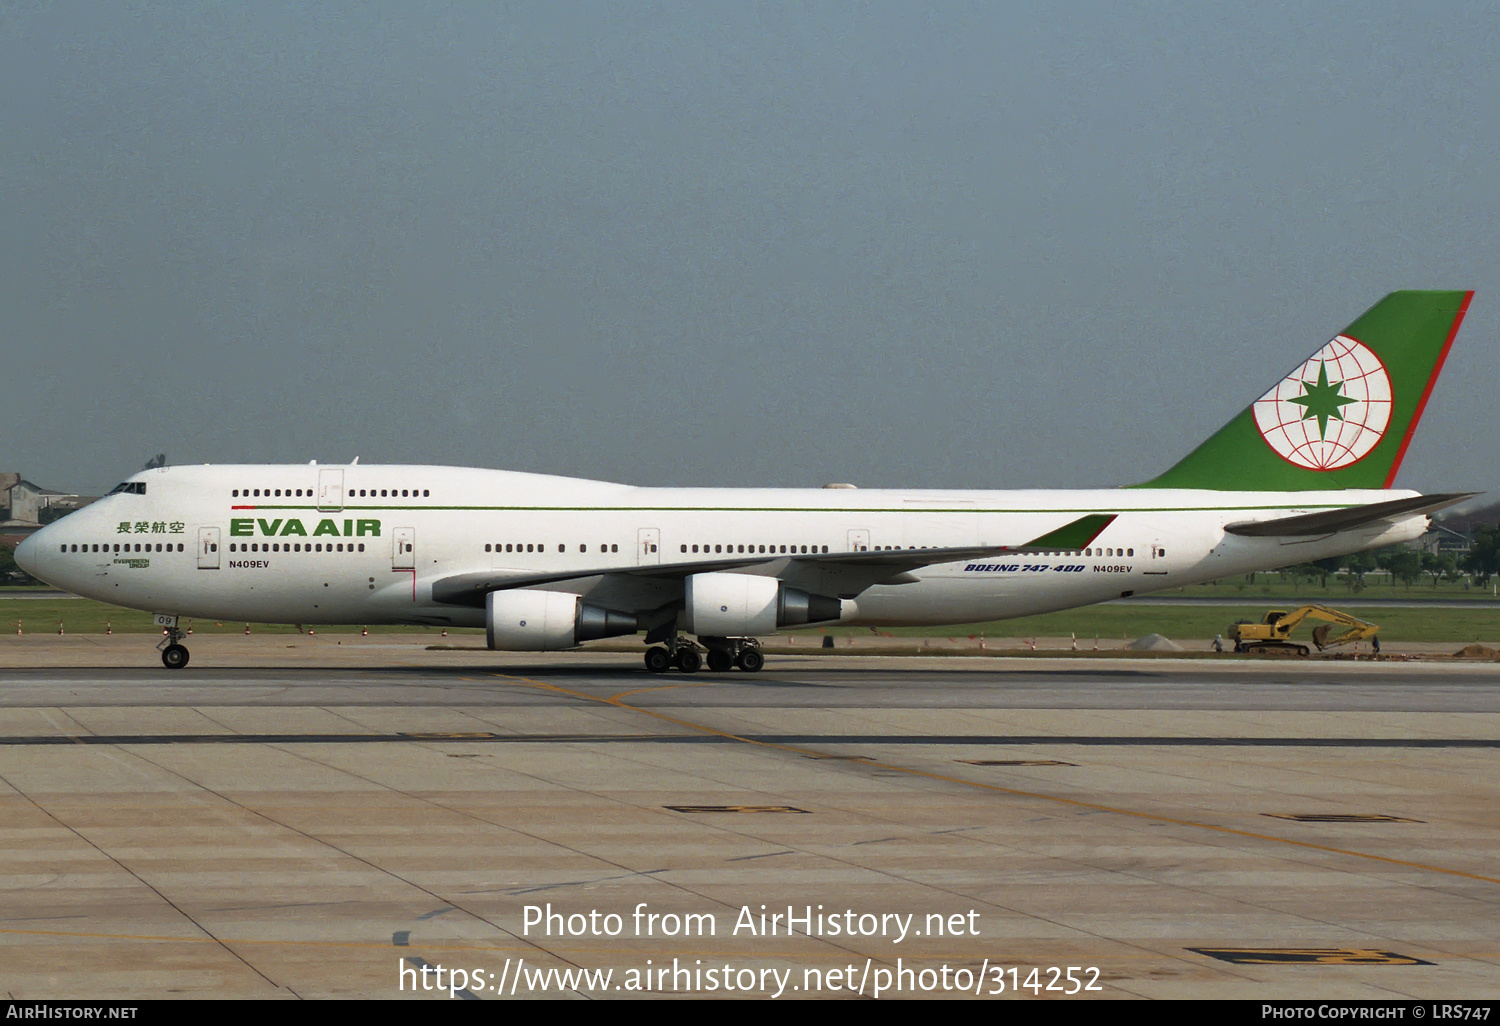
1252;335;1392;471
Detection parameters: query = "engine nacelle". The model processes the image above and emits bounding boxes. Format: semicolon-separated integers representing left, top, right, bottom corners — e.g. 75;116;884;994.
683;572;843;637
485;590;638;651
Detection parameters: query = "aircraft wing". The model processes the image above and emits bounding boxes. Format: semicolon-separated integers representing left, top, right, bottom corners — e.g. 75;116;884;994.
430;514;1117;607
1223;493;1475;538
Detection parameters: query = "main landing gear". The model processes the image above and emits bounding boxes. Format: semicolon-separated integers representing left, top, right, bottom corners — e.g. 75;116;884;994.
157;622;190;670
644;636;763;674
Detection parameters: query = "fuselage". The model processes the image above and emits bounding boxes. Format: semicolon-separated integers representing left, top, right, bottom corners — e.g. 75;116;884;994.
15;464;1428;631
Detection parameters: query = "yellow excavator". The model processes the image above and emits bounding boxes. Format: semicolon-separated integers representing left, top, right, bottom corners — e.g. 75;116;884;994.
1228;606;1380;656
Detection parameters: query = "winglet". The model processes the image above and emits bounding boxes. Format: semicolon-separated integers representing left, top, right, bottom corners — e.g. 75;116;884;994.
1018;514;1117;550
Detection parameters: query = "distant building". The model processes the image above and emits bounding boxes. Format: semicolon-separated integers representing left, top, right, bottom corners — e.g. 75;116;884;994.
1;472;99;546
1418;523;1472;555
1421;499;1500;556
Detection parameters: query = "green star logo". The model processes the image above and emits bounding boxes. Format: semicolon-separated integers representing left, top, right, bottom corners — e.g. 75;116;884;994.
1289;361;1356;439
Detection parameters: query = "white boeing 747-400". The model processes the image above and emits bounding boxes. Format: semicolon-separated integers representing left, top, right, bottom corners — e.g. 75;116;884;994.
16;291;1475;672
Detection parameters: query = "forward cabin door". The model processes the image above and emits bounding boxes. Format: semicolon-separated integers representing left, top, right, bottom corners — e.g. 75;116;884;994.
393;528;416;570
637;528;660;565
847;529;871;552
197;527;220;569
318;469;345;512
1145;540;1169;576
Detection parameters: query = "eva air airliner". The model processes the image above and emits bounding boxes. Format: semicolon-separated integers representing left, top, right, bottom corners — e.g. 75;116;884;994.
15;291;1474;672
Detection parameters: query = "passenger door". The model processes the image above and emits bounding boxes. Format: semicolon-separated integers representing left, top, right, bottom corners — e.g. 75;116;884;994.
197;527;220;569
637;528;660;565
318;469;345;512
393;527;415;570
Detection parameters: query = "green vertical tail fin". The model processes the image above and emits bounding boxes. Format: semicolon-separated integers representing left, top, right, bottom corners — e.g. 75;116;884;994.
1135;290;1472;491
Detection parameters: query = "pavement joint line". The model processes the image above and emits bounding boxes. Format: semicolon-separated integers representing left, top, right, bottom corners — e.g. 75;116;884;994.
2;732;1499;747
0;770;283;989
103;740;588;975
484;670;1500;888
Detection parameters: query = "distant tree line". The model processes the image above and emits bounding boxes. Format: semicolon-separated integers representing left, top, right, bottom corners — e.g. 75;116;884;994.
1276;524;1500;590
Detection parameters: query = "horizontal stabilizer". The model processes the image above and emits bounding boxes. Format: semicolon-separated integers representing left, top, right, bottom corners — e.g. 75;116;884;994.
1223;492;1476;538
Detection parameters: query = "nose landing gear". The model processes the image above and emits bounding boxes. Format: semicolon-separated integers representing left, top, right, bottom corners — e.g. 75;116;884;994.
156;618;190;670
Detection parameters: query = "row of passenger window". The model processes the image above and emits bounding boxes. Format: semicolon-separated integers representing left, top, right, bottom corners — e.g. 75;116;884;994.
868;545;1141;558
485;543;621;553
683;543;831;554
62;542;183;553
665;544;1138;557
228;543;366;553
230;487;432;498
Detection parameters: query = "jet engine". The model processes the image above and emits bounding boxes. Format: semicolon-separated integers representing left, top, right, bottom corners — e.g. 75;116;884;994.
682;572;843;637
485;590;638;651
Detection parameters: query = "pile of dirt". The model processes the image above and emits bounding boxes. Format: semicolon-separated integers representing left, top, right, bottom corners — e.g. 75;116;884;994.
1453;644;1500;660
1128;633;1182;652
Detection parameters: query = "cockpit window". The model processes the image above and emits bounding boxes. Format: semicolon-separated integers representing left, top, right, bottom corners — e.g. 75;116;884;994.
107;482;147;495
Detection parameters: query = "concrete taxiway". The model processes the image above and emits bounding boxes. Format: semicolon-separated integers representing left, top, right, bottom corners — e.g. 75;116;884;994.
0;635;1497;1000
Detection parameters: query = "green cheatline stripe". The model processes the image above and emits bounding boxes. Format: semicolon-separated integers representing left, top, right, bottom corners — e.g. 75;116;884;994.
1022;514;1117;549
235;503;1359;515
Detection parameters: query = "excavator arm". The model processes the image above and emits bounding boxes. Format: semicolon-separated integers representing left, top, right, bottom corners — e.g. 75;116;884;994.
1299;607;1381;651
1228;605;1379;654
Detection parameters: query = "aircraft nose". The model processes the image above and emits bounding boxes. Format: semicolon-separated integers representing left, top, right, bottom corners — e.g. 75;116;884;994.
13;532;40;578
13;524;60;585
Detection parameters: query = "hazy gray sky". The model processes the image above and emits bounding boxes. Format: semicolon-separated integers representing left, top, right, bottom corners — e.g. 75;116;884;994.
4;2;1496;497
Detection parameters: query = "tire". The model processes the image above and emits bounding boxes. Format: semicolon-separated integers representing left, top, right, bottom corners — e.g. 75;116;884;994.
735;647;765;673
162;644;190;670
706;649;733;673
644;647;671;673
675;648;703;673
